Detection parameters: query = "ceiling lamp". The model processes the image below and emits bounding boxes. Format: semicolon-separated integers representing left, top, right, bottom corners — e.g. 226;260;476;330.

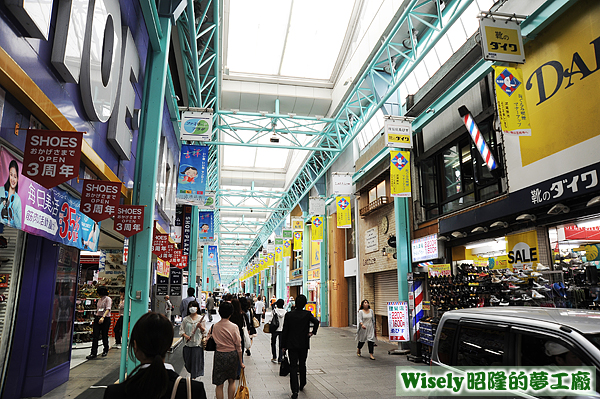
451;231;467;238
490;221;508;229
516;214;536;222
587;196;600;207
547;203;570;215
438;235;449;241
471;226;488;233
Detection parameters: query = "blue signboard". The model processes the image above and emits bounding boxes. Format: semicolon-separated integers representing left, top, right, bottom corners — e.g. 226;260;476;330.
198;211;214;243
207;245;218;266
176;145;209;205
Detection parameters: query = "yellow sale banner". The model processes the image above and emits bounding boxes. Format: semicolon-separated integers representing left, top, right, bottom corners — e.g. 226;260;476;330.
390;150;411;197
492;65;532;136
336;196;351;228
311;216;323;242
156;258;169;278
293;231;302;250
283;239;292;258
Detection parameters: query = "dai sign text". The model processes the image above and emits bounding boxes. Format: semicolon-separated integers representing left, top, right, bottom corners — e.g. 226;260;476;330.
6;0;141;160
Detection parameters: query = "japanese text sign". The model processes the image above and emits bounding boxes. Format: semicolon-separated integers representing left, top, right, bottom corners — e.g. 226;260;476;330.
387;302;409;342
180;111;213;142
81;179;121;222
182;205;192;256
114;205;144;237
428;264;451;277
23;130;83;189
176;145;208;205
198;211;214;243
152;233;170;258
384;118;412;149
479;17;525;63
336;196;351;228
492;66;532;136
157;258;169;278
411;234;439;262
390;150;411;197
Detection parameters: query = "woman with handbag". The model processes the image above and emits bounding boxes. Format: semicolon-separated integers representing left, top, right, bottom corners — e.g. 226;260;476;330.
270;299;287;363
103;312;207;399
239;297;256;356
356;299;376;360
180;301;206;379
210;302;245;399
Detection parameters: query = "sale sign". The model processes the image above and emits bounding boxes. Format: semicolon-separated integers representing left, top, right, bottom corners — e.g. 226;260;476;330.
156;258;169;278
152;233;169;257
387;301;409;342
81;179;121;222
23;130;83;189
114;205;144;237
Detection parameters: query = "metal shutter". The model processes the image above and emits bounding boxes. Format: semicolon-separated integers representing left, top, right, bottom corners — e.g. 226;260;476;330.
374;270;398;316
347;276;357;326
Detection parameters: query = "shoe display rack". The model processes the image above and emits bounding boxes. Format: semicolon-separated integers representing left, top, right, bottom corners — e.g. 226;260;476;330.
74;290;98;346
418;318;438;365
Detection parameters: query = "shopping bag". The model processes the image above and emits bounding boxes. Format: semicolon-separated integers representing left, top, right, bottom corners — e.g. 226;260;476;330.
235;369;250;399
263;323;270;334
252;317;260;328
279;354;290;377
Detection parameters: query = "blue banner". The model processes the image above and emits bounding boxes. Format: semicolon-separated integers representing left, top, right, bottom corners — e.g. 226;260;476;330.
176;145;209;205
198;211;214;243
207;245;218;266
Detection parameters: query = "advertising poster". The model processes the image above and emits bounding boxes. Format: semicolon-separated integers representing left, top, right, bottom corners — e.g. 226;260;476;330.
0;148;100;251
207;245;218;266
305;302;317;318
152;233;170;257
311;240;320;268
311;216;323;243
293;231;302;251
335;196;351;228
388;302;409;342
198;211;214;243
180;111;213;142
23;130;83;188
411;234;439;262
156;258;169;278
81;179;121;222
390;150;411;197
492;66;532;136
384;119;412;149
275;246;282;262
428;264;451;277
114;205;144;237
506;230;539;270
176;145;208;204
283;239;291;258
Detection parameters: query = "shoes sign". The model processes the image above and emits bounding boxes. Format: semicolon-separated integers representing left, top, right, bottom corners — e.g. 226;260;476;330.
80;179;122;222
23;130;83;189
113;205;144;237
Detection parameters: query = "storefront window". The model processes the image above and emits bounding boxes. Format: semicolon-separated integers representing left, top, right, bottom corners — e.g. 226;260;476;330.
443;145;461;199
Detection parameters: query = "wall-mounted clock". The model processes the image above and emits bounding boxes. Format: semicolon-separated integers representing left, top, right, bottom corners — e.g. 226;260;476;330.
379;215;389;234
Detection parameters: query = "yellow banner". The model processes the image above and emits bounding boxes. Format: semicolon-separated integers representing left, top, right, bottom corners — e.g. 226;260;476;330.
275;246;282;262
283;239;291;258
506;230;539;270
492;66;532;136
336;196;351;228
292;218;304;231
267;253;274;267
156;258;169;278
311;216;323;242
428;264;451;277
293;231;302;250
390;150;411;197
311;240;320;268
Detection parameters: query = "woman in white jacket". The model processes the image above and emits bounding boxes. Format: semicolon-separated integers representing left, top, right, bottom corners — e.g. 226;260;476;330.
270;299;287;363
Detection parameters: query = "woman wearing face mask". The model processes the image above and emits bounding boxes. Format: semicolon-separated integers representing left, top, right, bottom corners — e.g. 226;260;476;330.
180;300;206;379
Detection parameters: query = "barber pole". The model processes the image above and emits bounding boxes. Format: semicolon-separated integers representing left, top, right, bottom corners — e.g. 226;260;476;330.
458;106;497;171
412;280;423;341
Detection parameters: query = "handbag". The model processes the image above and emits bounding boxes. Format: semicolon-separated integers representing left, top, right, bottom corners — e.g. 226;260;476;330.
234;369;249;399
242;325;251;348
263;322;270;334
170;376;192;399
205;325;216;351
279;354;290;377
252;317;260;328
270;312;279;330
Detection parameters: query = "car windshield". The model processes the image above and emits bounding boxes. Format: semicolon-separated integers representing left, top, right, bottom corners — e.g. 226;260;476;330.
585;333;600;351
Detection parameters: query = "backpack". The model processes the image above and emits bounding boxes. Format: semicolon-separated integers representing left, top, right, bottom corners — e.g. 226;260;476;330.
270;311;280;330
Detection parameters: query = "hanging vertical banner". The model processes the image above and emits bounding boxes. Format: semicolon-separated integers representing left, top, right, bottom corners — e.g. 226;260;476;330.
311;240;320;268
311;216;323;243
390;150;411;197
207;245;218;266
492;66;532;136
267;252;274;267
198;211;214;243
283;239;292;258
180;110;213;142
152;233;170;257
336;196;351;228
293;231;302;250
275;246;283;262
182;205;192;259
292;217;303;231
23;130;83;189
176;145;209;204
157;258;169;278
309;197;326;216
81;179;121;222
332;173;352;195
113;205;144;237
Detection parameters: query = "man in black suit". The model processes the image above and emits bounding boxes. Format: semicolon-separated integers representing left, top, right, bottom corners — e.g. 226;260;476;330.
281;294;320;399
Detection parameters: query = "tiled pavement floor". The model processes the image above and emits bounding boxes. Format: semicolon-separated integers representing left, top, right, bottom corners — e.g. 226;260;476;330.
34;312;429;399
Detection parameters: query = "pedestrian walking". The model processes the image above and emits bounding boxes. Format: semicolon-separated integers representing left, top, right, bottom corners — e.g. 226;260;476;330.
281;294;320;399
210;302;245;399
206;292;215;322
104;312;207;399
254;296;265;323
239;297;256;356
270;299;286;363
285;296;295;312
113;288;125;349
87;286;112;359
356;299;376;360
270;295;277;309
180;300;206;379
180;287;196;319
164;295;173;323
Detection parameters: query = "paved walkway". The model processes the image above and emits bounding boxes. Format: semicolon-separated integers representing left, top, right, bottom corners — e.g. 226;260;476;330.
34;312;429;399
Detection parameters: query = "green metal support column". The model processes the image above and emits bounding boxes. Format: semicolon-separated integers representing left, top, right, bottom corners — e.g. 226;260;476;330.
320;213;328;326
120;15;172;382
394;197;411;303
302;214;309;296
202;244;208;291
188;206;199;293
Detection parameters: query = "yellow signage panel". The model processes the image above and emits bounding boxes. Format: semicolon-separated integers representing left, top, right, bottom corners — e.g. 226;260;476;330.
384;119;412;149
336;196;351;228
283;239;291;258
492;66;532;136
293;231;302;250
311;240;320;268
479;18;525;63
506;230;539;270
311;216;323;243
275;246;282;262
390;150;411;197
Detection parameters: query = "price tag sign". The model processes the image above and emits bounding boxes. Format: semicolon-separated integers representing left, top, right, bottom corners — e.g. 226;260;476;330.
479;18;525;63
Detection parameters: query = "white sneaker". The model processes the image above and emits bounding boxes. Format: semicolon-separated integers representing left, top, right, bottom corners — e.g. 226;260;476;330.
536;263;549;271
533;282;550;292
522;294;532;301
530;271;542;277
490;295;501;303
531;290;544;299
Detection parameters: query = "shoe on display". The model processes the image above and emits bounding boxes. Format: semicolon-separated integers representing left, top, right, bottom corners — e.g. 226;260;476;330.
522;294;532;301
490;295;501;303
538;277;549;283
536;263;549;271
508;276;521;282
533;282;550;292
499;300;509;306
530;272;542;277
517;272;529;278
510;296;522;301
531;290;544;299
491;277;501;284
508;283;518;290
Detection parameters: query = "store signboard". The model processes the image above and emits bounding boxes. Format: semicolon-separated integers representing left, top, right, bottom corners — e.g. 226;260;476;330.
123;238;128;265
479;17;525;63
422;301;430;311
365;227;378;254
332;173;352;195
309;197;326;215
176;145;208;205
428;264;451;277
198;211;214;243
170;268;182;285
180;111;213;142
384;118;412;149
156;285;168;296
114;205;144;237
169;285;181;296
182;205;192;257
23;129;83;188
411;234;439;262
152;233;169;257
388;302;409;342
292;217;303;231
283;229;293;239
390;150;411;197
81;179;121;222
507;230;539;270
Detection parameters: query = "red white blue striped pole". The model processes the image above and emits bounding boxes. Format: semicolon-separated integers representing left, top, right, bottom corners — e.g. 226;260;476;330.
458;106;497;171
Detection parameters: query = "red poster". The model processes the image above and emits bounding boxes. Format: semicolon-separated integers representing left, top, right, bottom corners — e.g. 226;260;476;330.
81;179;121;222
172;249;187;269
114;205;144;237
181;255;188;270
564;225;600;240
152;233;169;257
164;242;175;263
156;258;169;278
23;130;83;189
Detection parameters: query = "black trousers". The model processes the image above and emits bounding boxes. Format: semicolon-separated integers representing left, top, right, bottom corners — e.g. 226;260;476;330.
114;316;123;345
91;316;111;355
357;340;375;354
288;348;308;394
271;331;282;361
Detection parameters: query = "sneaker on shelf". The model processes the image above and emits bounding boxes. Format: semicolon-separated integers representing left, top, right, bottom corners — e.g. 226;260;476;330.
538;277;549;283
522;294;532;301
504;270;514;276
499;299;510;306
530;272;542;277
510;296;522;301
533;282;550;292
517;272;529;278
531;290;545;299
536;263;549;271
508;283;519;290
491;277;501;284
508;276;521;282
490;295;501;303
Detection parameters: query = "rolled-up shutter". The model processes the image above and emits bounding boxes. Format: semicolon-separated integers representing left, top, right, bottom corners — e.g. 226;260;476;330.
374;270;398;315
